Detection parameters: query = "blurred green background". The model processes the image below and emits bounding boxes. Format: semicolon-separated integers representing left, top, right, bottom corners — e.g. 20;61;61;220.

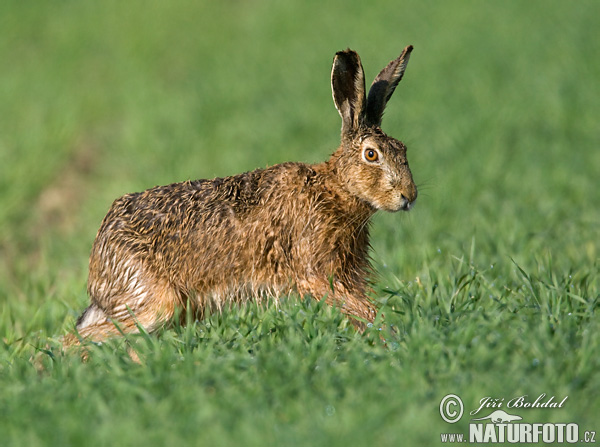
1;1;598;446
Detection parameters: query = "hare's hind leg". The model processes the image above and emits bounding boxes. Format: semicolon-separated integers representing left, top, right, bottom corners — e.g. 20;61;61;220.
74;303;124;342
70;263;180;345
71;291;178;345
62;304;133;348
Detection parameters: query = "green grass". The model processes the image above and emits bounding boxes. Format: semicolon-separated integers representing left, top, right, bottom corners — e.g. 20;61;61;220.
1;0;599;445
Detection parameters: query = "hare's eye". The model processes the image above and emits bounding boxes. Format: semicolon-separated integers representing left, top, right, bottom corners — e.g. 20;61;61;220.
363;148;379;163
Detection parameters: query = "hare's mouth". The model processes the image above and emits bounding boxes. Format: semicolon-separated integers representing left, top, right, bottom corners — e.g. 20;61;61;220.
396;195;414;212
377;194;415;212
389;192;416;212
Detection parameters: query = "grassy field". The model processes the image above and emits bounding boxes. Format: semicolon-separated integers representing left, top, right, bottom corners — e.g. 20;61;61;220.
1;0;599;445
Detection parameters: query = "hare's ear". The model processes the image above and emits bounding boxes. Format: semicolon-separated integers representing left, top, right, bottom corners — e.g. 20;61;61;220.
366;45;413;126
331;49;367;134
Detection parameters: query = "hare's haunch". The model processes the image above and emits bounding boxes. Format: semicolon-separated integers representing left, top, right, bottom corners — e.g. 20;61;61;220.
67;46;417;344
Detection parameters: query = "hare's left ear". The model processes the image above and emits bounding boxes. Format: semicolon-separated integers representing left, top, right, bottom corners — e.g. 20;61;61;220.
366;45;413;126
331;49;367;134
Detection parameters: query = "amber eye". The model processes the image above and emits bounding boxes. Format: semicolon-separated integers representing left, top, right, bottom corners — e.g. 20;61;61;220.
363;148;379;162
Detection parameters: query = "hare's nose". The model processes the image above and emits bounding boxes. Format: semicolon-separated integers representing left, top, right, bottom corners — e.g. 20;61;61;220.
399;194;412;211
402;183;418;204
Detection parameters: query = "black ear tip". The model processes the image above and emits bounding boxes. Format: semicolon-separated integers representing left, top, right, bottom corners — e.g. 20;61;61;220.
335;48;358;58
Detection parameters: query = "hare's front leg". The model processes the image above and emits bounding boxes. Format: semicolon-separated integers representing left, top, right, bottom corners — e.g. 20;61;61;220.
299;278;377;331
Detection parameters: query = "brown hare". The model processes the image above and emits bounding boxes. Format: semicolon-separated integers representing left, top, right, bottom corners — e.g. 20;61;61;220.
67;45;417;345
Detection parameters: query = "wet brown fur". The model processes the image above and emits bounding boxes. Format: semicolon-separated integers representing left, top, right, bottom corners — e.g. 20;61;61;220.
65;45;417;345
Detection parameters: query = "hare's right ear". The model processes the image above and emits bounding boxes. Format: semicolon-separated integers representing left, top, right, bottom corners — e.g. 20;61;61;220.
331;49;366;134
365;45;413;126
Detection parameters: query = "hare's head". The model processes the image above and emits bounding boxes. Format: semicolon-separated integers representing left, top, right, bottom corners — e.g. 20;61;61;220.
330;46;417;212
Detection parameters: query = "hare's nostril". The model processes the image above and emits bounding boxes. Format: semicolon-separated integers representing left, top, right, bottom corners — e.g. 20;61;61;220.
399;193;414;211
